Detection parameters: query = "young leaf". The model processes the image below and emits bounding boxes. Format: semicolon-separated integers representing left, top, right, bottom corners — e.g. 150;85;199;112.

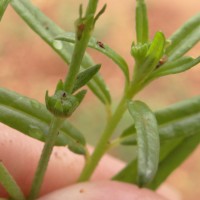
0;0;10;21
81;53;111;103
94;4;107;25
128;100;160;186
55;33;130;84
93;40;129;84
121;111;200;145
112;137;184;185
133;32;165;83
121;95;200;144
150;56;200;78
155;95;200;125
10;0;111;105
114;96;200;186
0;162;25;200
0;88;86;154
166;13;200;61
68;141;87;155
72;64;101;93
136;0;149;44
148;133;200;189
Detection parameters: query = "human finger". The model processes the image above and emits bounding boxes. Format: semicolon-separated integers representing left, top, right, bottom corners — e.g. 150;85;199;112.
0;123;124;197
38;181;168;200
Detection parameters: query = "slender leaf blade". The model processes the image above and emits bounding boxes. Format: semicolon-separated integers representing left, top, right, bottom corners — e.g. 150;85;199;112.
0;88;86;154
0;0;10;21
121;95;200;144
55;33;130;83
72;64;101;93
148;133;200;189
113;137;184;185
136;0;149;44
112;159;138;184
0;162;25;200
10;0;111;105
166;13;200;61
85;36;130;84
128;100;160;186
155;95;200;125
150;56;200;78
121;111;200;144
114;96;200;187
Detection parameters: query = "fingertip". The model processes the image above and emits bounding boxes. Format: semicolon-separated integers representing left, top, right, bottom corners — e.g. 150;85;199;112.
0;124;124;197
0;123;84;196
38;181;168;200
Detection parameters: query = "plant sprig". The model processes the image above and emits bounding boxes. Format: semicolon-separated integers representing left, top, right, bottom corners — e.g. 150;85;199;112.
0;0;199;199
27;0;105;199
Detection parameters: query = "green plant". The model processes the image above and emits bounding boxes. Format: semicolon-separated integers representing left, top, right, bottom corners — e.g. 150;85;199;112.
0;0;200;199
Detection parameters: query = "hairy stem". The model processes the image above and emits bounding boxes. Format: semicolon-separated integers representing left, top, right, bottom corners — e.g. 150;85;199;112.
28;1;100;199
78;81;141;181
64;0;99;93
27;117;64;200
78;94;127;181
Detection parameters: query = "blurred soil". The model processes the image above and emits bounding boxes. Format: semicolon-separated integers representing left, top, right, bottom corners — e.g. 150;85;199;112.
0;0;200;199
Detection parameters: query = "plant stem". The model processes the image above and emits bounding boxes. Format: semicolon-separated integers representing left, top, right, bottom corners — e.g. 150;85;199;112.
64;0;99;93
78;94;127;181
78;82;141;181
28;1;100;198
0;163;25;200
27;117;64;200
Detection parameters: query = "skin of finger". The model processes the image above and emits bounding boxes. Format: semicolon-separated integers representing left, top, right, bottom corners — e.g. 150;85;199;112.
38;181;168;200
0;123;124;197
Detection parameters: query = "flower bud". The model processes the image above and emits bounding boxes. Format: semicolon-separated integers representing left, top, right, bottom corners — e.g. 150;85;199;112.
131;42;149;62
45;90;80;118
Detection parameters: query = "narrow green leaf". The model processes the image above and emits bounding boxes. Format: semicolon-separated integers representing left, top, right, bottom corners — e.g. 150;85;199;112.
136;0;149;44
128;100;160;186
0;88;86;154
158;137;184;162
113;137;184;184
55;33;130;83
72;64;101;93
80;53;111;103
80;53;111;104
148;133;200;189
68;142;86;155
159;112;200;140
120;125;137;145
150;56;200;78
121;111;200;144
92;40;130;84
112;159;138;184
155;95;200;125
94;4;107;24
0;0;10;21
10;0;111;105
92;74;111;103
121;95;200;144
74;90;87;104
166;13;200;61
0;162;25;200
114;96;200;186
134;32;165;83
